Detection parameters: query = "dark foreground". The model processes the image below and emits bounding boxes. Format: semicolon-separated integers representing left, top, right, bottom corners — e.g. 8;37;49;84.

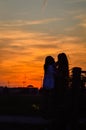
0;115;85;130
0;88;85;130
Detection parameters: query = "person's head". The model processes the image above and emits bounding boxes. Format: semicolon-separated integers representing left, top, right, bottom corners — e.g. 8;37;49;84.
45;56;55;65
58;53;68;67
44;56;55;72
57;53;69;87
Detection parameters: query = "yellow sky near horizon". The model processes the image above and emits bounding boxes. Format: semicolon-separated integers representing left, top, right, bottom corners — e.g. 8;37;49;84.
0;29;86;88
0;0;86;88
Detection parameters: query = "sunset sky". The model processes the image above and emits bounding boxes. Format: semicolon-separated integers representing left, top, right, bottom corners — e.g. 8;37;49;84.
0;0;86;88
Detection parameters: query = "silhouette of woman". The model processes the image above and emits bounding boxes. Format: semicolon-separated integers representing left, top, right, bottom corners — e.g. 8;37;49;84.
54;52;69;129
43;55;56;92
42;55;56;118
55;52;69;93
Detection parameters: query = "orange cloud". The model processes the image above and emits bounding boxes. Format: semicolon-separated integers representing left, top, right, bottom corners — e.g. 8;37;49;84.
0;29;86;88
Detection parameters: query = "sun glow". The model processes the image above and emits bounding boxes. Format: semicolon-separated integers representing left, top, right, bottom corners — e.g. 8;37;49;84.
0;0;86;88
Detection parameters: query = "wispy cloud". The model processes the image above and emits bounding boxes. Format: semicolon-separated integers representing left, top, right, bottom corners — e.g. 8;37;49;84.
79;22;86;27
0;0;86;88
75;14;86;28
0;18;61;27
66;0;86;3
0;30;86;87
42;0;48;11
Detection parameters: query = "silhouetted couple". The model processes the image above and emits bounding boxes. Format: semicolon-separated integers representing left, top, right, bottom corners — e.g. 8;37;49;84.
42;52;69;129
42;52;69;96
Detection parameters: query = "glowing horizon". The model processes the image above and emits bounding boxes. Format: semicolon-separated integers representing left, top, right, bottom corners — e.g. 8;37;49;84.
0;0;86;88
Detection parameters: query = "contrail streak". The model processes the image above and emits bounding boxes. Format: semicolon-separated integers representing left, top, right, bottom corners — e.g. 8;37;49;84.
42;0;48;11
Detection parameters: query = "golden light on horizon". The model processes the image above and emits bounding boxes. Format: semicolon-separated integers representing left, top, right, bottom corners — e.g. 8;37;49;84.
0;29;86;88
0;0;86;88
